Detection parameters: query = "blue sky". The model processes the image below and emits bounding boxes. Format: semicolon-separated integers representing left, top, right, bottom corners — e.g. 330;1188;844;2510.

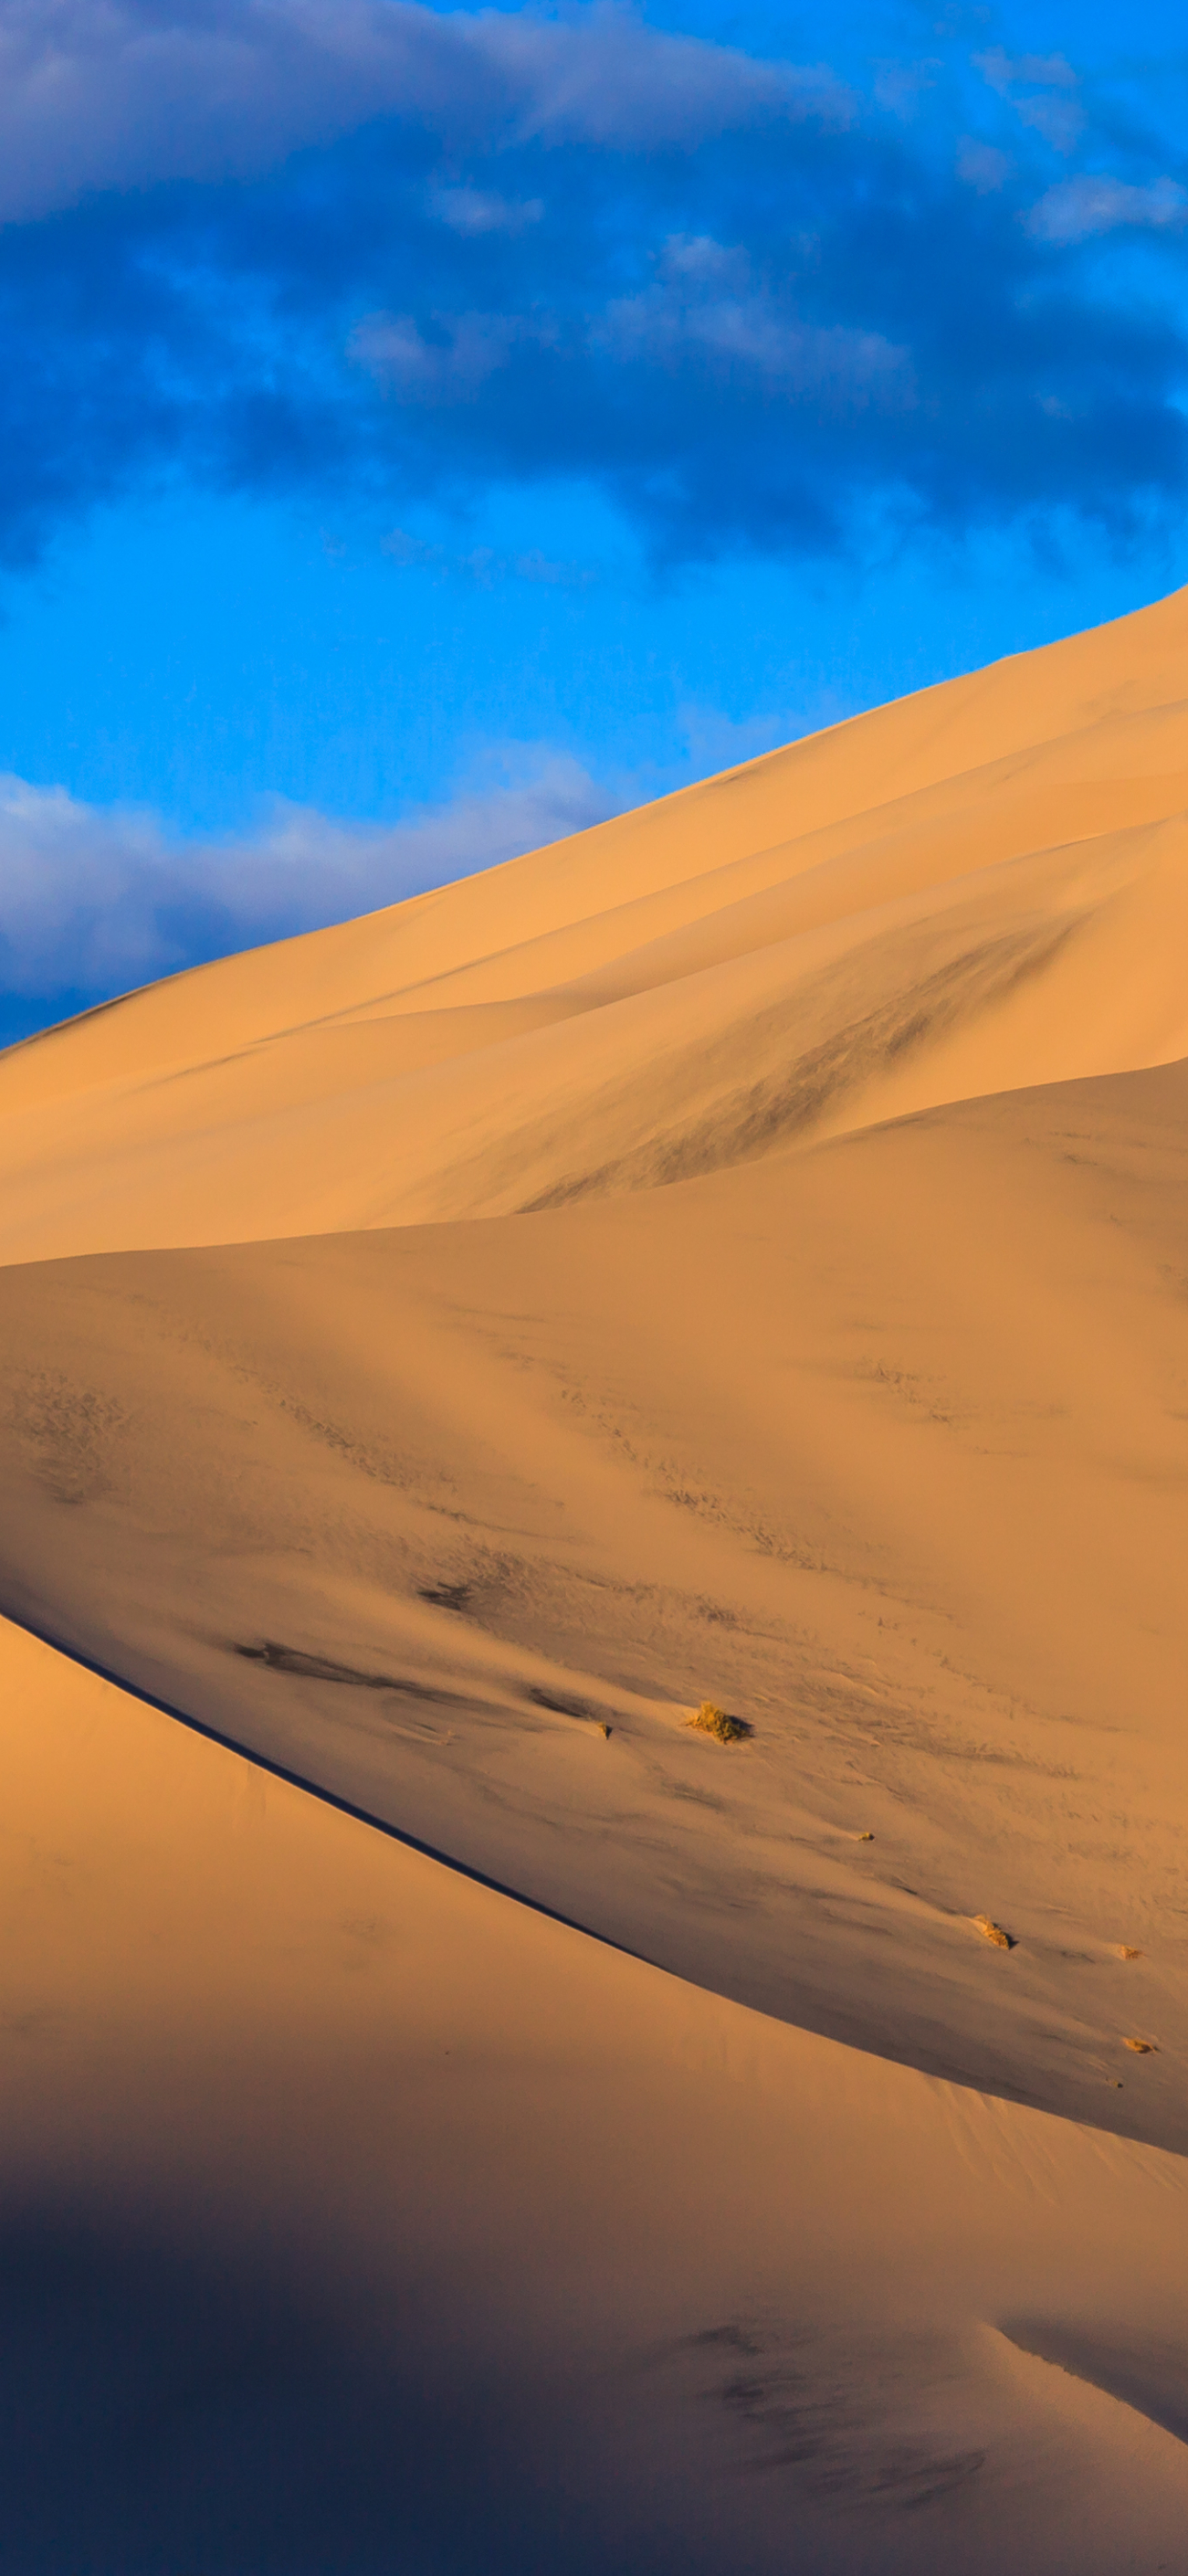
1;1;1185;1041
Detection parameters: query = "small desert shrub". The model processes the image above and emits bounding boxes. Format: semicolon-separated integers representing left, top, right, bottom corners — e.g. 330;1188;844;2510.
688;1701;752;1745
973;1914;1014;1949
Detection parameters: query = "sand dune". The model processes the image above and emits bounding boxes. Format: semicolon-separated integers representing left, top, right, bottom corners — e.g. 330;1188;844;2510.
0;586;1184;1262
3;1051;1188;2152
4;586;1188;2567
6;1610;1188;2573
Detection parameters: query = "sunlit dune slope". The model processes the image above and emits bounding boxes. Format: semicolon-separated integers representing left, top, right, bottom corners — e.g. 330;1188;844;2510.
6;586;1188;2576
0;586;1185;1261
6;1610;1188;2575
5;1054;1188;2149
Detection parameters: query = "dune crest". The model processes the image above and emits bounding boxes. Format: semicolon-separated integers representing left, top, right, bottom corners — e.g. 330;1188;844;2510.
0;585;1185;1262
3;586;1188;2157
5;588;1188;2568
4;1051;1188;2148
6;1611;1188;2573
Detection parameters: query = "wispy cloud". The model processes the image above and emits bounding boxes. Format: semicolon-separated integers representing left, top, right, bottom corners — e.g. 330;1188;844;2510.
1027;174;1188;245
379;528;594;586
0;0;849;227
0;748;610;1024
956;140;1011;194
429;187;544;238
975;47;1083;151
976;50;1078;98
601;236;913;410
350;310;531;403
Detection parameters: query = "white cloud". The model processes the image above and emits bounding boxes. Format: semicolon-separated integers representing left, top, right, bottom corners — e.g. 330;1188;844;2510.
979;47;1077;153
0;749;609;1011
511;547;592;589
459;4;851;150
975;49;1078;97
429;185;543;237
974;47;1082;154
956;140;1011;194
0;0;850;227
349;309;526;402
601;236;913;410
1015;93;1083;153
872;59;940;119
1027;174;1188;246
379;525;440;567
379;529;594;587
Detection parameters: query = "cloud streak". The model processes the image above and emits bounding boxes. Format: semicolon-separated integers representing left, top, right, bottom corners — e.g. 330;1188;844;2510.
0;0;846;226
599;236;914;408
1027;174;1188;244
0;748;609;1026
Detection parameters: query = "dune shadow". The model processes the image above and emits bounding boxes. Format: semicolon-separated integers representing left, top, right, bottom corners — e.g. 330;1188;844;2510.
0;2195;707;2576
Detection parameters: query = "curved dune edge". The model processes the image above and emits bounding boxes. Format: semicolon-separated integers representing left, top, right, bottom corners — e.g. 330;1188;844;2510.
5;587;1188;2573
0;1600;647;1958
993;2325;1188;2454
5;1610;1188;2574
3;1052;1188;2157
0;584;1185;1263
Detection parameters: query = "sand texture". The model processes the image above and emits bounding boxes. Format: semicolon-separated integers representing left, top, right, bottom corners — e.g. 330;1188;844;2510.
2;587;1188;2568
8;1613;1188;2572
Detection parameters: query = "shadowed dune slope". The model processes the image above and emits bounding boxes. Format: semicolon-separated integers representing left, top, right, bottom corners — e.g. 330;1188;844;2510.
4;1056;1188;2149
0;586;1185;1261
5;590;1188;2573
6;1611;1188;2576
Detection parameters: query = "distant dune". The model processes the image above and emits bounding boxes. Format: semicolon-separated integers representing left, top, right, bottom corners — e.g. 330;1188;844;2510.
2;589;1187;2570
0;582;1185;1261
